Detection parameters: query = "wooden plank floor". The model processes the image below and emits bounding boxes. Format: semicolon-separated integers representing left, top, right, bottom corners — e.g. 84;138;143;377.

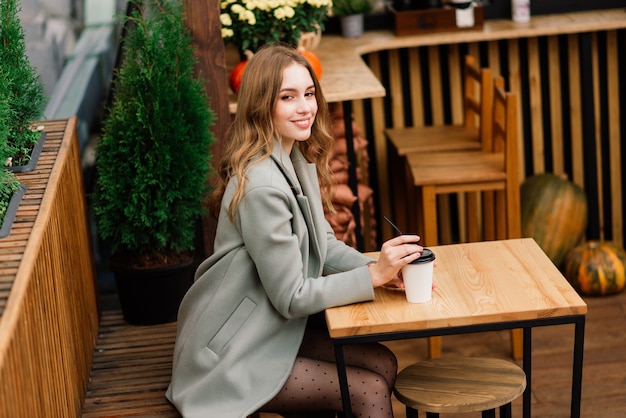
86;287;626;417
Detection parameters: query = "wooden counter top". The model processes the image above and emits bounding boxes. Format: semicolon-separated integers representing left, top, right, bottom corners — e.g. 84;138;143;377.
229;8;626;108
315;8;626;103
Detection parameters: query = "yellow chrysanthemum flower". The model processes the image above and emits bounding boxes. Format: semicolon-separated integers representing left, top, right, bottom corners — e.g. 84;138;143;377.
220;13;232;26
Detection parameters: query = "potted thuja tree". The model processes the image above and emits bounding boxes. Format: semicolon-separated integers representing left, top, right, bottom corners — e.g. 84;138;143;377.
94;0;215;325
0;0;46;238
0;0;47;174
0;72;25;238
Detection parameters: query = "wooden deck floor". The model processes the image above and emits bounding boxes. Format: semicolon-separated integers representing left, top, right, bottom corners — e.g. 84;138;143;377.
263;288;626;418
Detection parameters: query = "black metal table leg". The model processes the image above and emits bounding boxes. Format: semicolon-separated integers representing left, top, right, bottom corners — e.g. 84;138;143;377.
333;341;352;417
571;315;586;418
523;327;532;418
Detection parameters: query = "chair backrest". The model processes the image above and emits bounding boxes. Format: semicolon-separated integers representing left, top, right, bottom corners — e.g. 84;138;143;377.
463;55;493;151
492;75;521;239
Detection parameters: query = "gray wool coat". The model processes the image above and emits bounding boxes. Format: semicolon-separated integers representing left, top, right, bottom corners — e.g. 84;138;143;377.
166;141;376;418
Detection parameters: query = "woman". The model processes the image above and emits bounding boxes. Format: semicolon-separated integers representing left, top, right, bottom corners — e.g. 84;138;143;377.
166;45;423;418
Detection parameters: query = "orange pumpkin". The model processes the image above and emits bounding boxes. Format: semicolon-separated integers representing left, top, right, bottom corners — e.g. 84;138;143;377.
229;49;323;95
563;241;626;296
229;59;248;94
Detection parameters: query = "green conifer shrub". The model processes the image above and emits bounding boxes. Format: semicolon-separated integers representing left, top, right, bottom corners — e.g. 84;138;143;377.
94;0;215;267
0;0;47;167
0;71;21;224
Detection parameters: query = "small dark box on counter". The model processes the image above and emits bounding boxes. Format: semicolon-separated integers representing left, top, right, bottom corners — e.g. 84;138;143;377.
391;5;484;36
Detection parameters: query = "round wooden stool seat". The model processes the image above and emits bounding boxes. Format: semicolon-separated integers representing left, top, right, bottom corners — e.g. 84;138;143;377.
394;356;526;415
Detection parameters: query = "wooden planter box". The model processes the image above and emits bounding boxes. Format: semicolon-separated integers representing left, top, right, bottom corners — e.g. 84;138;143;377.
391;5;484;36
0;117;98;417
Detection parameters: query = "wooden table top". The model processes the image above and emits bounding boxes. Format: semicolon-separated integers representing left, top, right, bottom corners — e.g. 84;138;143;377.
325;238;587;338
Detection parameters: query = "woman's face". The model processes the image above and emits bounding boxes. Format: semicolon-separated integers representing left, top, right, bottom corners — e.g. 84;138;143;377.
272;62;318;151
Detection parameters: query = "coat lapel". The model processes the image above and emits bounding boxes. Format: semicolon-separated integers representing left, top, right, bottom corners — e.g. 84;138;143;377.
270;143;325;274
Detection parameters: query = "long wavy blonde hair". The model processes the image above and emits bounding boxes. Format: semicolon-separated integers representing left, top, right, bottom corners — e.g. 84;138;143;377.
209;45;335;221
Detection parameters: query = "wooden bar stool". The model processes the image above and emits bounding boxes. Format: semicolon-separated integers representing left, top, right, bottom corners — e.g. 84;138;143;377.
394;357;526;418
404;78;523;360
386;55;493;155
385;55;493;233
404;76;519;245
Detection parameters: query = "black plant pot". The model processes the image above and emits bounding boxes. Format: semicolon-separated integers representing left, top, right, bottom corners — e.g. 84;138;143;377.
7;131;46;173
0;183;27;239
111;257;194;325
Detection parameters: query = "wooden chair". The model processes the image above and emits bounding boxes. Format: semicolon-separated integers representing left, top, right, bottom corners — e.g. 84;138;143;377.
393;357;526;418
385;55;493;232
404;77;523;360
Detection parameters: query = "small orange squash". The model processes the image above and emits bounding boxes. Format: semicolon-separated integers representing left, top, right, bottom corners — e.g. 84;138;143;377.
520;173;587;267
563;241;626;296
229;59;248;94
297;48;323;80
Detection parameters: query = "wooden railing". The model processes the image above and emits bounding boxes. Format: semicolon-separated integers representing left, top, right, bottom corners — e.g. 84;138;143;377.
0;117;98;418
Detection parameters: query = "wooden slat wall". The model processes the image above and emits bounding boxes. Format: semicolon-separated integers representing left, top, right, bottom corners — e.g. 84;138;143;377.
351;29;626;247
0;118;99;418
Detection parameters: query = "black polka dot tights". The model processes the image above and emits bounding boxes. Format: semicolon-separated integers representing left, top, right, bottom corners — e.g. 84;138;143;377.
260;328;397;417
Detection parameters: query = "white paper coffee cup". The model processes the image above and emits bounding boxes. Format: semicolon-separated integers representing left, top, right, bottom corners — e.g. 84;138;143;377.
402;249;435;303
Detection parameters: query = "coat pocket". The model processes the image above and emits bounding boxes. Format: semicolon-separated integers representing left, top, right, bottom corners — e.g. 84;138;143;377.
206;297;256;354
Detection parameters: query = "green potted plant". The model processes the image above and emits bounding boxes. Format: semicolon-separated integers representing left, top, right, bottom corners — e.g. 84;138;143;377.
332;0;373;38
0;0;45;238
94;0;215;325
0;71;24;238
0;0;47;174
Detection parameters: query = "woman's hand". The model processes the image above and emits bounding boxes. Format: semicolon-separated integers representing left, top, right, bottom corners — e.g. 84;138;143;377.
368;235;422;288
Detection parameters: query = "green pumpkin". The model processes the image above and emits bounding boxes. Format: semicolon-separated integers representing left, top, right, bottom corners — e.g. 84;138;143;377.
563;241;626;296
521;173;588;267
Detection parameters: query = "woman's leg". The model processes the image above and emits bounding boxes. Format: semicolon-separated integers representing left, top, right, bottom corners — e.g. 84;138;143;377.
260;328;397;417
298;328;398;390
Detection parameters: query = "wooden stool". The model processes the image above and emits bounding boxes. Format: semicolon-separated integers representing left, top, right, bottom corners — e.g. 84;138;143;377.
394;357;526;418
403;78;523;360
385;55;493;233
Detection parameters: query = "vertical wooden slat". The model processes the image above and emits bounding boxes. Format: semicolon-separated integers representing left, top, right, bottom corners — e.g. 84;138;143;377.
591;32;605;239
548;36;564;175
448;44;463;125
447;45;465;242
527;37;545;174
468;43;480;64
487;40;501;77
408;48;424;127
428;46;444;125
388;49;405;129
606;30;623;245
507;39;525;180
568;34;585;188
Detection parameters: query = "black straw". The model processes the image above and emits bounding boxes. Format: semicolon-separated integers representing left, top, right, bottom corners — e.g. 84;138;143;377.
383;216;404;236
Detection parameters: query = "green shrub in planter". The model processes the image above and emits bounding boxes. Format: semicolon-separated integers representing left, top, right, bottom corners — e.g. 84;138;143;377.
0;0;46;168
1;68;20;226
94;0;215;269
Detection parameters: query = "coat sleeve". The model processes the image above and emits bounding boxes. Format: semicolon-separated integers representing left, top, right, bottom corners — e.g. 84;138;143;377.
238;184;374;319
322;219;377;274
